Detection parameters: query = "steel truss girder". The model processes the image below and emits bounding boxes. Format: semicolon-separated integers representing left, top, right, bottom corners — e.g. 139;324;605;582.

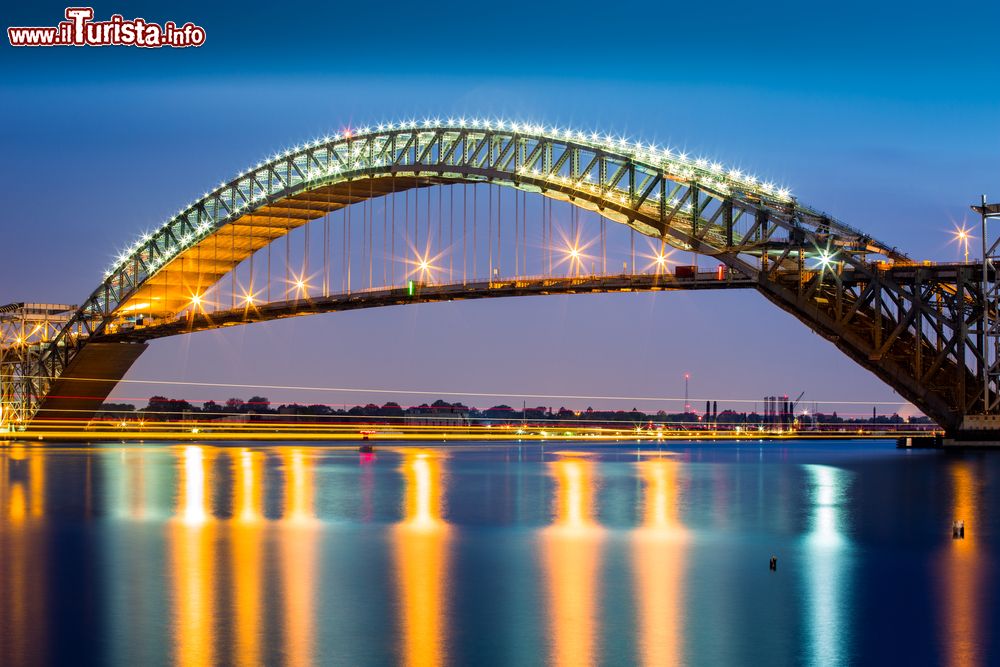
0;305;75;429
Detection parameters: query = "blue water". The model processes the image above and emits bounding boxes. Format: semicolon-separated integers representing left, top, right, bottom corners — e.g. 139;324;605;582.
0;439;997;665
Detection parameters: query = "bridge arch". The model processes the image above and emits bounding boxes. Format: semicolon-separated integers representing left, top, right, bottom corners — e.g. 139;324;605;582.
3;119;986;433
64;120;901;327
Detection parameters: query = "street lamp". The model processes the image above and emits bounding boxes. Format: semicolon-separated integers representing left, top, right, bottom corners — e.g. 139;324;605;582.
954;226;970;263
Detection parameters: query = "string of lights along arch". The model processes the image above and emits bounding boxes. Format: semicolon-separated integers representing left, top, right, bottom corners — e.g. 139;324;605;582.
1;118;997;441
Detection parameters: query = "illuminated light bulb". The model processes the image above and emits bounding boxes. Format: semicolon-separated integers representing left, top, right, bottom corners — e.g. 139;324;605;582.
814;250;835;269
190;294;202;306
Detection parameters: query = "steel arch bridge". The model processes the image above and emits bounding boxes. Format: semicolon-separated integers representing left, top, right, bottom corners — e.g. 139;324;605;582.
0;119;995;437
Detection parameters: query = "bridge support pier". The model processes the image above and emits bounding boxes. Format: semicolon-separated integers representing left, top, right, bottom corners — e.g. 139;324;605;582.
940;414;1000;446
943;436;1000;447
31;341;147;429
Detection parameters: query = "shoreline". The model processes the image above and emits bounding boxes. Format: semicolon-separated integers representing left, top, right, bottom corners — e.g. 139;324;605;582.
0;428;930;444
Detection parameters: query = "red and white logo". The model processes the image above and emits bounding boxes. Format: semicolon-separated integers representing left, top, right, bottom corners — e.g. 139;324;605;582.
8;7;206;48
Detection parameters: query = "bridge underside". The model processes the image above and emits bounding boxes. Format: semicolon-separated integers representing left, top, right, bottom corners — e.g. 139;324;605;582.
122;177;449;317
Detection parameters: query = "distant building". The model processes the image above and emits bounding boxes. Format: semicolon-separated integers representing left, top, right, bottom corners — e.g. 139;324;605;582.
404;403;471;427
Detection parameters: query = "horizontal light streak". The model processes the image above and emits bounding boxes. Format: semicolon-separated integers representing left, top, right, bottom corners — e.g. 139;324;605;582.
20;375;915;406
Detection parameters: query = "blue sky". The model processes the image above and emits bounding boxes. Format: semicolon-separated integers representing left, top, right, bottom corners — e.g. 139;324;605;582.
2;1;999;416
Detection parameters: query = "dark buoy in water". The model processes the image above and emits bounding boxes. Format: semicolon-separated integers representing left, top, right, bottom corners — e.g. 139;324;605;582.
952;520;965;539
359;443;375;454
769;556;777;571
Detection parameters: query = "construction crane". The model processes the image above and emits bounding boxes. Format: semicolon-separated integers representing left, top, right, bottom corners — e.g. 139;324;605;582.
790;391;806;430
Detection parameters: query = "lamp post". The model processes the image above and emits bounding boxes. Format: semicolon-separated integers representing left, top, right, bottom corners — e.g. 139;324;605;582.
956;227;970;263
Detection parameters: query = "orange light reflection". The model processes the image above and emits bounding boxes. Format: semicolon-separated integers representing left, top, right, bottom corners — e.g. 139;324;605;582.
940;460;982;667
632;456;687;666
169;445;215;667
393;449;451;667
280;447;319;667
0;448;48;664
541;453;604;667
232;449;264;666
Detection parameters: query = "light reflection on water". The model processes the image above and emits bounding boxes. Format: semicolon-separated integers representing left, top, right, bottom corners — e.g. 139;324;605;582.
170;446;216;667
232;449;264;667
541;453;604;666
0;441;997;665
0;445;48;665
393;449;451;667
940;460;983;667
279;448;320;667
802;464;852;665
632;455;687;667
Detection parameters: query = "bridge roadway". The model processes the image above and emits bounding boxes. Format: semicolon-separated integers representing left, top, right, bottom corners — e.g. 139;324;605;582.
103;261;984;342
101;271;755;341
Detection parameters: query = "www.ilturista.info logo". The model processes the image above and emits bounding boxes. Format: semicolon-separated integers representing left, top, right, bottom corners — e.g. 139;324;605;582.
8;7;206;48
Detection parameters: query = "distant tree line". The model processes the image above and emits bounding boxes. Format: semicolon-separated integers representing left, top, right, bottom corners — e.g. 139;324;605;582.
96;396;935;429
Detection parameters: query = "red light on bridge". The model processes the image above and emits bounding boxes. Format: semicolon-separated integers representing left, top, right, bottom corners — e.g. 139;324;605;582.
716;264;726;280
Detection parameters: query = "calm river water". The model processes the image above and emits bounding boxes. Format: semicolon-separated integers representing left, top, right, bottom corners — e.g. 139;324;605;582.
0;440;997;666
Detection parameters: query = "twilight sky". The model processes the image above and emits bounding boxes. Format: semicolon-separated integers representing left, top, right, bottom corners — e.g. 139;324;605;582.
2;0;999;417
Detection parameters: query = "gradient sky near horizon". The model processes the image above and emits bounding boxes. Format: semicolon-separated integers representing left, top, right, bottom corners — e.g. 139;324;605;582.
3;0;999;417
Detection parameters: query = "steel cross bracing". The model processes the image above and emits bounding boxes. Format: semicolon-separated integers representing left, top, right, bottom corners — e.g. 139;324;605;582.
0;303;75;428
974;199;1000;418
1;120;991;433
